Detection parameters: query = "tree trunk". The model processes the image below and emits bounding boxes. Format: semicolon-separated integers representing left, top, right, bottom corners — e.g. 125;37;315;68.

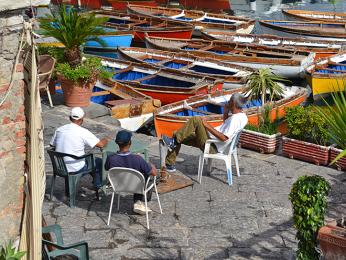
64;47;81;68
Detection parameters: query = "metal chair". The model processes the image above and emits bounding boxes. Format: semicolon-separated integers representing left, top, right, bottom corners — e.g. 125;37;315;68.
107;167;162;229
198;130;242;186
38;55;56;108
42;224;89;260
47;149;99;207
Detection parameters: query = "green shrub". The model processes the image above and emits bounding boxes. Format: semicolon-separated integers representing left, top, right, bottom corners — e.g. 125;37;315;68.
289;175;330;260
244;104;278;135
56;57;112;84
38;46;65;63
285;106;329;146
0;241;25;260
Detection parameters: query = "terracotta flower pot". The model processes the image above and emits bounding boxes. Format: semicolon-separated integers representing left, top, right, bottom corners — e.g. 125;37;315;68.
239;129;281;154
329;146;346;171
318;221;346;260
60;77;94;107
282;137;330;166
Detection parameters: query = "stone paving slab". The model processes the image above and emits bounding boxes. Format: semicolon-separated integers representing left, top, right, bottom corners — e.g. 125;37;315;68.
41;103;346;259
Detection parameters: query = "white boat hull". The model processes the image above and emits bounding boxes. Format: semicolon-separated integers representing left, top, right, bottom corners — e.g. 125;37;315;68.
118;113;153;132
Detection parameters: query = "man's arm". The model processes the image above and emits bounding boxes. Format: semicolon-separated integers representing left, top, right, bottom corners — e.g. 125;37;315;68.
95;138;108;149
201;118;228;142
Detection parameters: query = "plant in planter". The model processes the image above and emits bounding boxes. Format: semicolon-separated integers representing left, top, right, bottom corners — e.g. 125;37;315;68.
289;175;330;260
240;68;289;153
246;68;289;106
315;89;346;170
240;104;281;153
283;106;330;165
39;5;110;107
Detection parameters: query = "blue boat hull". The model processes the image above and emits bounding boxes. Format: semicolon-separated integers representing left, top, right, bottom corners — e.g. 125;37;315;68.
84;34;133;50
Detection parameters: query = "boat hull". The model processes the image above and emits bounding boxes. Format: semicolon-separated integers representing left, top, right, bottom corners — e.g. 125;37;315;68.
154;88;307;138
306;74;346;98
133;82;223;105
84;34;133;50
108;0;157;10
259;21;346;41
133;30;192;42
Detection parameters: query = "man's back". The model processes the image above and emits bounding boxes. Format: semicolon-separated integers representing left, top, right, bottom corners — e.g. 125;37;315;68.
50;123;99;172
105;152;151;177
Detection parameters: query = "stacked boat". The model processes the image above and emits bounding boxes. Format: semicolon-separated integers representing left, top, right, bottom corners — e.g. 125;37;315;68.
145;36;315;78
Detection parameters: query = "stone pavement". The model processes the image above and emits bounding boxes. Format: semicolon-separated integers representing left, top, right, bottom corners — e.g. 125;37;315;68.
41;102;346;260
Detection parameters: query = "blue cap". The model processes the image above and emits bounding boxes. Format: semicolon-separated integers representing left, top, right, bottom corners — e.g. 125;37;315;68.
115;130;132;144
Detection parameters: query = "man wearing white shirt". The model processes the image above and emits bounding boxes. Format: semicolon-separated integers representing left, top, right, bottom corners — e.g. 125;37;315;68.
162;93;248;173
50;107;108;189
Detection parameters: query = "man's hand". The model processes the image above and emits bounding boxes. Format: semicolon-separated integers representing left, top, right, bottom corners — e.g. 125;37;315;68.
150;163;157;176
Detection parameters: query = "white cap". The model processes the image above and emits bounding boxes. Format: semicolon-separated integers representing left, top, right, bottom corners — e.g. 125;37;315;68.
70;107;85;120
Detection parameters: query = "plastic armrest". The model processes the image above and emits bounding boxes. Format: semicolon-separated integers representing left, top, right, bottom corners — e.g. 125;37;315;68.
42;239;88;250
145;175;156;192
42;224;64;245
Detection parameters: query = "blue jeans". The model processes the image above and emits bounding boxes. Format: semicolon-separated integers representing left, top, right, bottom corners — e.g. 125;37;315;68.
76;157;102;189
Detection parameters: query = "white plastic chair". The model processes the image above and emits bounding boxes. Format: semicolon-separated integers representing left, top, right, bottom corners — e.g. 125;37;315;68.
198;130;242;186
107;167;162;229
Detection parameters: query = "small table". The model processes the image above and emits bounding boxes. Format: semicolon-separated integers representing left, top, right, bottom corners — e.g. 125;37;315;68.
101;139;149;187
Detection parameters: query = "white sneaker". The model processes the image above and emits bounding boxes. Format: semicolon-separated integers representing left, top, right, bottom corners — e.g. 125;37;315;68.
133;201;152;215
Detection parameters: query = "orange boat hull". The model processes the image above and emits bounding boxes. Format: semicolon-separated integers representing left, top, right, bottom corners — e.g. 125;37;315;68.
154;91;307;138
133;30;193;42
134;82;222;105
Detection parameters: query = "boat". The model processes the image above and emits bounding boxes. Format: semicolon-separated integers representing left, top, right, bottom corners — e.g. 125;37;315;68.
259;20;346;41
94;11;194;41
127;4;255;35
107;0;157;10
201;31;346;60
36;27;133;50
99;57;223;105
91;78;161;131
117;47;253;89
154;86;308;138
283;9;346;23
145;36;315;78
305;52;346;98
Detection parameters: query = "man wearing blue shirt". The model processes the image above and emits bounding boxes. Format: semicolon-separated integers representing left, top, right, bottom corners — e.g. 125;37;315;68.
105;130;157;215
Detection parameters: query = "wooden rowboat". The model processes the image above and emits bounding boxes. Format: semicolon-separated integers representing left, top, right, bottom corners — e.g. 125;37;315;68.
117;47;253;89
305;52;346;98
145;36;315;78
259;20;346;41
107;0;157;10
127;4;255;35
154;86;308;138
201;31;345;60
91;78;161;131
283;9;346;23
99;57;223;105
94;11;193;42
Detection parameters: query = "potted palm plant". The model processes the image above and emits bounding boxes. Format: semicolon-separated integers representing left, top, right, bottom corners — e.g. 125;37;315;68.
316;89;346;170
39;5;110;107
239;68;288;153
283;106;330;165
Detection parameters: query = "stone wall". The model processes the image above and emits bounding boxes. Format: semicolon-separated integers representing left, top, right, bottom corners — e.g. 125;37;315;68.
0;10;26;246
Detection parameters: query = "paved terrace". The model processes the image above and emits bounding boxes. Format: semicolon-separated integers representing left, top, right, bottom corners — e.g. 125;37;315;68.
42;101;346;260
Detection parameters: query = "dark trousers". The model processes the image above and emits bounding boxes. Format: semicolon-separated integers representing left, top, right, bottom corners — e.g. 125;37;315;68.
134;174;152;202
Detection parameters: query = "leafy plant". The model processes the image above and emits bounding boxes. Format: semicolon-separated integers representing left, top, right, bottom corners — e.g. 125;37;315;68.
38;46;65;63
246;68;289;105
289;175;330;260
316;88;346;163
285;106;329;146
39;5;109;67
0;241;25;260
56;57;112;84
245;104;278;135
